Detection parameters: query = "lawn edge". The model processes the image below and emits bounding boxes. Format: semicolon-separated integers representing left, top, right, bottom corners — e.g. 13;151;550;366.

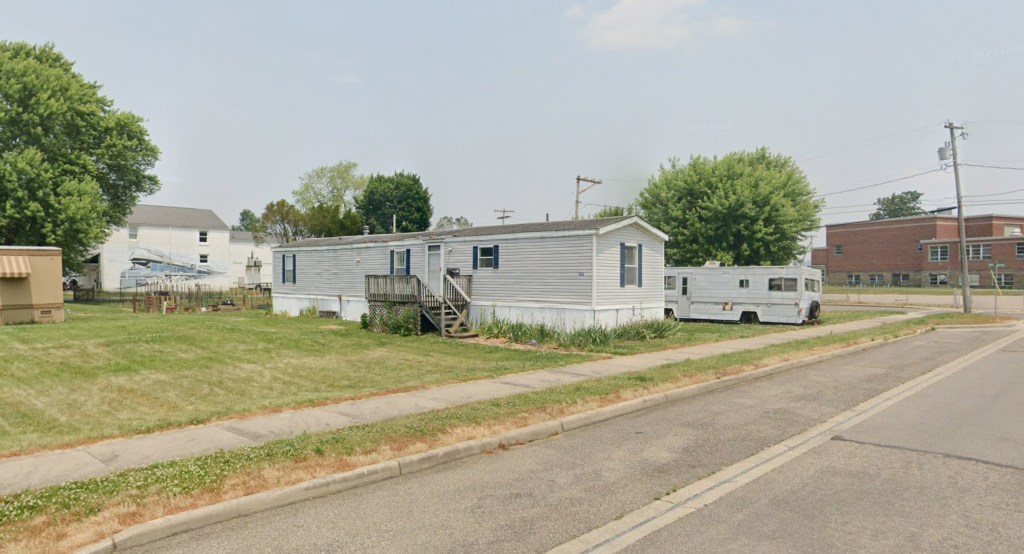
75;323;948;554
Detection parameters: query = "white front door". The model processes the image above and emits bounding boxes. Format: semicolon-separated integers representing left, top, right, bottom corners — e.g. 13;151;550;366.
676;273;692;318
427;244;442;293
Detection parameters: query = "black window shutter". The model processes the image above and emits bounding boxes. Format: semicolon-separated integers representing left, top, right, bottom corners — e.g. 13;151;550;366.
638;244;643;287
291;255;296;284
619;243;626;288
281;254;286;284
472;246;479;269
390;250;395;275
405;248;411;275
493;245;499;269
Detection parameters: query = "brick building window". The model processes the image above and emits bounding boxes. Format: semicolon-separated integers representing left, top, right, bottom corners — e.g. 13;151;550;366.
846;274;861;286
869;274;884;286
916;241;922;252
996;273;1014;288
834;245;844;255
929;245;949;262
1017;243;1024;259
1005;224;1022;236
966;244;991;260
892;273;910;286
929;273;948;286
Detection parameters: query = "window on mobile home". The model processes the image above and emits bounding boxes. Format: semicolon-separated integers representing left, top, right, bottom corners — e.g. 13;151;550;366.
664;275;676;291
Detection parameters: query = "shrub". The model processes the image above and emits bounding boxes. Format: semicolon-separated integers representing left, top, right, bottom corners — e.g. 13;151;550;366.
359;313;370;330
298;305;319;318
479;317;678;350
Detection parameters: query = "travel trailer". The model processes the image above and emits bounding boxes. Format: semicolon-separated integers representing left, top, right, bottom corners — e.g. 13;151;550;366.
664;263;822;324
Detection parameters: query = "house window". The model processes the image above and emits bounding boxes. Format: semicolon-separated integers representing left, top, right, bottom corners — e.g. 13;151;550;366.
282;254;296;284
199;254;209;265
929;245;949;262
392;250;408;275
199;230;208;244
478;246;494;269
624;245;638;286
892;273;910;286
664;275;676;291
680;277;688;296
739;279;750;289
128;226;138;240
770;277;798;291
846;274;861;287
1004;224;1022;236
996;273;1015;288
1018;243;1024;259
916;241;922;253
833;245;843;255
966;244;991;260
929;273;948;286
869;274;885;286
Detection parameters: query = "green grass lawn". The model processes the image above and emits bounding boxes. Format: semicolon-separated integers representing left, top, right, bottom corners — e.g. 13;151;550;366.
0;304;586;454
0;304;896;455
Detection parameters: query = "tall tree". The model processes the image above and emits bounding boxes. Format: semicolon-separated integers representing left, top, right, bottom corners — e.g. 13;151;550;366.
0;42;161;269
433;216;473;230
638;148;822;266
356;171;432;234
338;208;365;236
259;199;305;244
869;191;926;220
231;208;261;232
304;203;343;238
292;160;367;212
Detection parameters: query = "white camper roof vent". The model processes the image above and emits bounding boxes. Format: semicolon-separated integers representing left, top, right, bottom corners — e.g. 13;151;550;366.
704;260;723;267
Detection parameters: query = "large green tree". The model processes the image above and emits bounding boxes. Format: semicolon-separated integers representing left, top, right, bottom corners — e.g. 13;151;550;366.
292;160;367;212
0;42;161;268
259;199;305;244
869;190;926;220
638;148;822;266
232;208;261;232
591;203;640;218
356;171;432;234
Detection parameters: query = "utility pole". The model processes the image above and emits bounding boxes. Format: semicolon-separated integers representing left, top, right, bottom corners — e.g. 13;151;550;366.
494;209;514;224
945;120;972;314
574;176;602;220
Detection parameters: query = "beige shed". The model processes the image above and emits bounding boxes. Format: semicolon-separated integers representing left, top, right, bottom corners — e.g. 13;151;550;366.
0;246;65;325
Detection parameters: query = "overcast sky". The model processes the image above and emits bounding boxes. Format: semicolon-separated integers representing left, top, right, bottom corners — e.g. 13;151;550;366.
4;1;1023;245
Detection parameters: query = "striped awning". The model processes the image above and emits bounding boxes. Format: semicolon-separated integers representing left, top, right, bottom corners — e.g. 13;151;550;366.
0;255;31;278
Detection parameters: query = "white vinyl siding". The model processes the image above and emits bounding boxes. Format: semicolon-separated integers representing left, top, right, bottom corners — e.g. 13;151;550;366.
596;226;664;308
452;235;591;306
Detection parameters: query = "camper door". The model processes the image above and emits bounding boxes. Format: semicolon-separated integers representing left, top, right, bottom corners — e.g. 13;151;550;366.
665;271;692;318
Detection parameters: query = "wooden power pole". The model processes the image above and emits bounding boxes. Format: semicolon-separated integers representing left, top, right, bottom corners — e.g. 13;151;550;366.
574;176;602;220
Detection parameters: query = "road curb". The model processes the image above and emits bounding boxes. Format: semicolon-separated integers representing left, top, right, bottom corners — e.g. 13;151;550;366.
74;323;999;553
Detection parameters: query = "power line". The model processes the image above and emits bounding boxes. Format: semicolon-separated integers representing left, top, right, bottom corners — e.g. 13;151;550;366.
816;168;945;198
794;122;942;162
960;162;1024;171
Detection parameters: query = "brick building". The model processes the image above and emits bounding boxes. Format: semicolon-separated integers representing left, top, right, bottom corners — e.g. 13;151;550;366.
811;214;1024;289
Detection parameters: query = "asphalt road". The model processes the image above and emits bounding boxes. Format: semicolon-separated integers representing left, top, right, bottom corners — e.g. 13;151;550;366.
128;328;1019;553
624;329;1024;553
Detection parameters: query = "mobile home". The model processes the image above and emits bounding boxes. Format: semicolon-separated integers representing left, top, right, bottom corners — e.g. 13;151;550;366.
665;264;822;324
272;216;668;331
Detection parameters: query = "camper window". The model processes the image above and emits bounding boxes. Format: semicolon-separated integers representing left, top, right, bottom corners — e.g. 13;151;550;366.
768;277;797;292
664;275;676;291
804;279;820;293
739;279;749;289
680;277;688;295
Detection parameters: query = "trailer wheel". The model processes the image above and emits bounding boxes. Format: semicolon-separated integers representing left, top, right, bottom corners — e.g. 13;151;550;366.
664;308;676;319
808;301;821;320
740;311;759;324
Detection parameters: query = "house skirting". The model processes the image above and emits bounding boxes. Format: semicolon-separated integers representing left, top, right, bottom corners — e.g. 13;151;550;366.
273;293;663;330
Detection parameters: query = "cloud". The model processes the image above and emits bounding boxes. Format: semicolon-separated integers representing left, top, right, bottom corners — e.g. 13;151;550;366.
571;0;752;50
333;72;362;85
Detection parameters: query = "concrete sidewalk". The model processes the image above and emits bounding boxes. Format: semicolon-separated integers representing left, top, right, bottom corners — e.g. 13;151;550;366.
0;311;933;495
